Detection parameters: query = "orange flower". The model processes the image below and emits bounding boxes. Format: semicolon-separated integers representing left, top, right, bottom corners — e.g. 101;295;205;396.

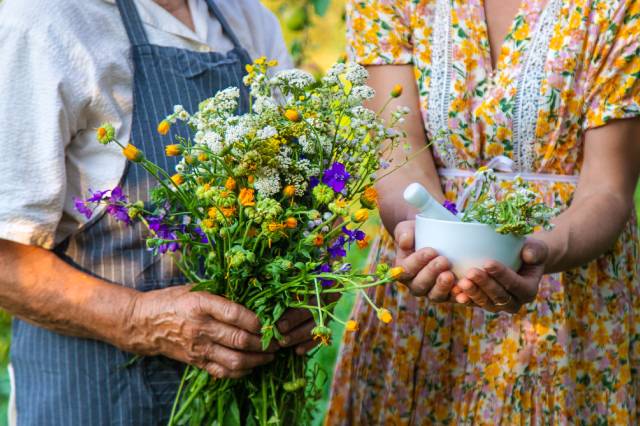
225;177;236;191
356;234;370;249
284;217;298;229
165;144;183;157
361;186;378;209
122;144;144;162
284;109;302;122
345;320;358;332
283;185;296;198
247;175;255;185
201;219;215;230
238;188;256;207
171;173;185;186
157;120;171;135
313;234;324;247
221;206;236;218
377;309;392;324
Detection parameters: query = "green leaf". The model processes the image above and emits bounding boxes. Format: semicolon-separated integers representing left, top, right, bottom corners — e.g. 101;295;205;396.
222;396;241;426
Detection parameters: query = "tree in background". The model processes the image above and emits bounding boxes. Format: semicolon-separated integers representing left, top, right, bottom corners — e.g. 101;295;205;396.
266;0;346;73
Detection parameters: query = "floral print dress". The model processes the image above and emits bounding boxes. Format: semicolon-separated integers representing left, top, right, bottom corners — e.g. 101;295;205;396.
327;0;640;424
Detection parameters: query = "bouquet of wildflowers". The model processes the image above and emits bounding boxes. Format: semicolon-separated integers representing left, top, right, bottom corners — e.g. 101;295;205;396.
78;58;410;425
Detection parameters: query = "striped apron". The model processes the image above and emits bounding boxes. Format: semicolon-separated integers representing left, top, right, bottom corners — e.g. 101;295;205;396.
10;0;250;424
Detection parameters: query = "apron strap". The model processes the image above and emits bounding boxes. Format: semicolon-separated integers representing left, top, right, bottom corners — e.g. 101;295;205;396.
204;0;246;53
115;0;150;46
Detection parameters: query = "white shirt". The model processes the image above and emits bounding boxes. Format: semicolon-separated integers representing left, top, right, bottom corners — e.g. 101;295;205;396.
0;0;292;249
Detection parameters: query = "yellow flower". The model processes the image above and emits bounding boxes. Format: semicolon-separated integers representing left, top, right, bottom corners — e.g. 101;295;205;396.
390;84;403;98
377;309;392;324
486;142;505;156
512;22;530;42
170;173;184;185
238;188;256;207
122;144;144;162
225;177;236;191
284;217;298;229
267;59;278;67
267;222;284;232
352;208;369;223
201;219;215;230
284;109;302;122
345;320;358;332
388;266;404;280
255;56;266;65
197;153;208;162
157;120;171;136
283;185;296;198
245;64;255;73
165;144;183;157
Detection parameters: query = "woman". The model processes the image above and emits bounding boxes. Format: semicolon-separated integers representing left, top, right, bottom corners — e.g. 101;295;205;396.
328;0;640;424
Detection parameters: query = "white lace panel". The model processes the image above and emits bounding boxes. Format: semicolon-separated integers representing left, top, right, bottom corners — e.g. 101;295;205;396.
512;0;563;172
426;0;563;172
426;0;456;168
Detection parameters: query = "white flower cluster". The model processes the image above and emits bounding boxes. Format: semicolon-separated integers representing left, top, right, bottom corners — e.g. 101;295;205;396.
254;168;281;198
256;126;278;140
271;69;315;91
344;63;368;85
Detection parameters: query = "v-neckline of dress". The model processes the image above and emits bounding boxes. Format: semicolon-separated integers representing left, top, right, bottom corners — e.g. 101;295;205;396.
473;0;551;82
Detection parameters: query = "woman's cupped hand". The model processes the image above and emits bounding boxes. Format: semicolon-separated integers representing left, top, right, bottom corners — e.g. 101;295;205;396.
393;220;549;313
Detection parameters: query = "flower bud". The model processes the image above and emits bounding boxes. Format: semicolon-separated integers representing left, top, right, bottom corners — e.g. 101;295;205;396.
283;185;296;198
388;266;404;280
165;144;183;157
122;144;144;162
377;308;393;324
157;120;171;135
171;173;185;186
352;208;369;223
285;217;298;229
390;84;403;98
345;320;358;332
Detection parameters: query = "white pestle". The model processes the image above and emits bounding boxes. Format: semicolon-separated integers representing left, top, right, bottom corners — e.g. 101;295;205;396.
403;182;460;222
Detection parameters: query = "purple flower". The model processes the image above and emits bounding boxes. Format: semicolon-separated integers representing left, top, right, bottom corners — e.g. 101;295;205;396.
316;263;333;287
342;226;365;245
74;198;93;219
109;186;127;203
146;215;180;253
337;263;352;273
193;226;209;244
309;176;320;189
443;200;458;215
106;204;131;225
328;236;347;258
86;189;109;203
322;162;350;193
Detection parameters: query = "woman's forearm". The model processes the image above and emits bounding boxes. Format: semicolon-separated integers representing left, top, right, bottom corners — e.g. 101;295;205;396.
0;239;139;349
534;191;633;274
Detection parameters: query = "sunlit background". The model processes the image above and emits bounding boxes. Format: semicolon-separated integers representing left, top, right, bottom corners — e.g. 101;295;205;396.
0;0;639;424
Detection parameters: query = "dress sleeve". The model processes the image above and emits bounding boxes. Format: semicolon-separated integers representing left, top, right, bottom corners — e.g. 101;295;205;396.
0;24;80;249
582;0;640;130
346;0;414;65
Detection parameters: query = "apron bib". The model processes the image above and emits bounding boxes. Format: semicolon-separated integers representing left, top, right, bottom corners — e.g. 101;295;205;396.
11;1;251;424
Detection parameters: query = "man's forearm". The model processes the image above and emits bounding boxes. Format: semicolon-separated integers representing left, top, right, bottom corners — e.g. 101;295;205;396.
0;239;139;349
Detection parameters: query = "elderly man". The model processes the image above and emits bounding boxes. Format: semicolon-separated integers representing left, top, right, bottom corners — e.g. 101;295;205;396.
0;0;316;424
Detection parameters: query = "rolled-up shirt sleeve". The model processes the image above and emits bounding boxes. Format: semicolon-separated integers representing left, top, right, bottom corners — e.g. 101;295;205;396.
0;24;80;249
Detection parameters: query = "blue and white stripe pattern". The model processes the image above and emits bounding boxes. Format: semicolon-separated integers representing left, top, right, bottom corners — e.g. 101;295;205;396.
10;0;251;423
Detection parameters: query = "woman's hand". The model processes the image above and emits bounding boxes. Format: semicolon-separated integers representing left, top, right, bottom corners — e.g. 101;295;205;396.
393;220;457;301
456;239;549;313
125;285;277;379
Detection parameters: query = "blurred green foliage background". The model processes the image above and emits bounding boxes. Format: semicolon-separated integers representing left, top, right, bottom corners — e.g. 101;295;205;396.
0;0;638;425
